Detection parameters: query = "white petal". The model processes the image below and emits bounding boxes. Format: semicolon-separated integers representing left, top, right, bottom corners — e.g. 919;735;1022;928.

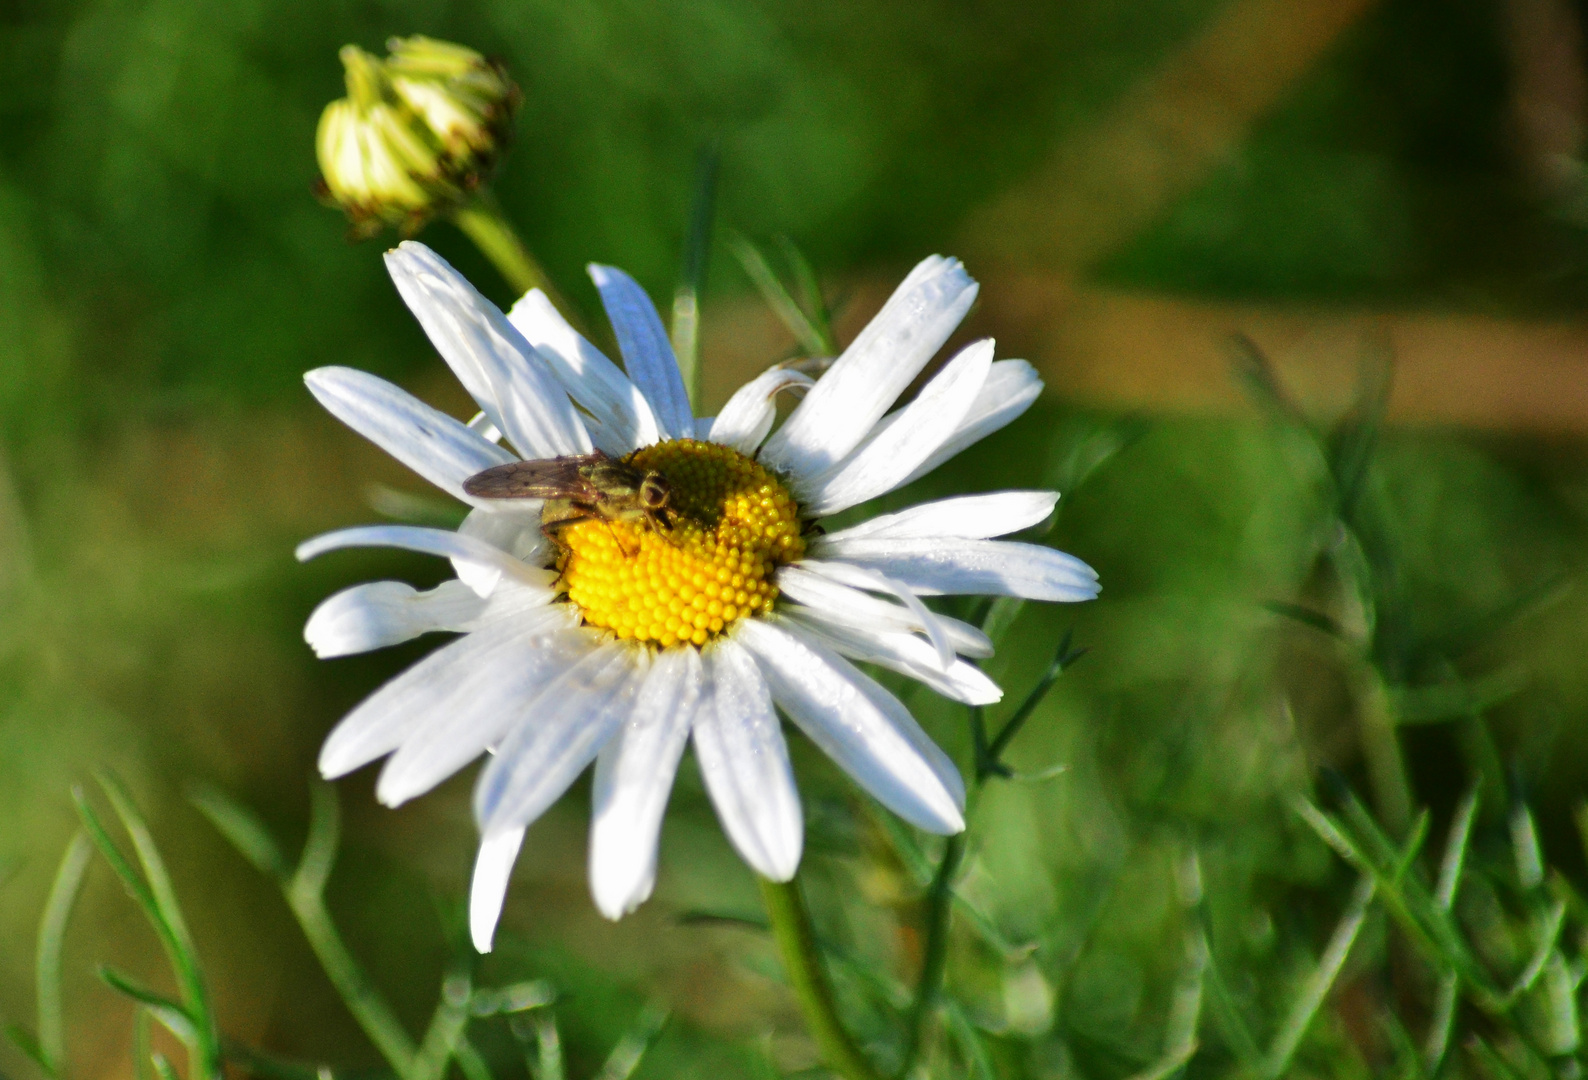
799;339;993;516
508;288;661;453
708;367;814;456
376;626;599;807
774;564;992;658
899;359;1043;487
466;410;503;444
823;491;1058;544
736;617;965;834
295;525;556;598
385;243;592;460
474;642;644;834
588;648;701;919
316;605;580;779
758;256;978;481
305;579;483;658
693;639;802;880
455;505;550;594
810;537;1099;602
470;826;525;953
782;609;1003;706
791;560;958;670
587;265;694;441
305;367;515;502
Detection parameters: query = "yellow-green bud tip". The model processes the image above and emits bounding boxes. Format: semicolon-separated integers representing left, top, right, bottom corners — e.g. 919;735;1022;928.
314;37;520;240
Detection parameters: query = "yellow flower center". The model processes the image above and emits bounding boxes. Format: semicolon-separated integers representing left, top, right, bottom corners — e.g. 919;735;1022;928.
557;439;805;648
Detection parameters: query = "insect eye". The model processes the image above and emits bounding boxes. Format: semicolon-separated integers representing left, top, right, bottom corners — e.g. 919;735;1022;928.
641;476;669;508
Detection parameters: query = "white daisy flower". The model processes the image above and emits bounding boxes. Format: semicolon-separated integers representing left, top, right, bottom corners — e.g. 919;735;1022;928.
298;241;1098;952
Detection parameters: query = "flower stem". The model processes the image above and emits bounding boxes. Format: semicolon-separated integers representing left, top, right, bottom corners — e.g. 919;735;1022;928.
450;192;592;342
898;832;964;1076
757;875;885;1080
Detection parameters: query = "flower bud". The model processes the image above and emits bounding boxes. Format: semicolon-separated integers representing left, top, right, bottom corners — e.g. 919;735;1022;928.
315;37;521;239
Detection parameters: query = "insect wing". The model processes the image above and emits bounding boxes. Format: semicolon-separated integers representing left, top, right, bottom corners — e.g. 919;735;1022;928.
463;454;606;500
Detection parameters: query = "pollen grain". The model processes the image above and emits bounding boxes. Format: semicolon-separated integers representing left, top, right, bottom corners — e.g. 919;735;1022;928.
557;439;804;648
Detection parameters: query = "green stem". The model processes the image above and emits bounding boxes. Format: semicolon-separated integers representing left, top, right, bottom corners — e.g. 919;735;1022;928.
286;788;418;1078
37;830;91;1077
757;876;885;1080
1356;664;1413;840
898;833;964;1076
451;192;553;299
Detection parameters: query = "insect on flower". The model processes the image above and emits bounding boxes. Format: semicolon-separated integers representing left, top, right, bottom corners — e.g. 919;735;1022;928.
464;452;674;553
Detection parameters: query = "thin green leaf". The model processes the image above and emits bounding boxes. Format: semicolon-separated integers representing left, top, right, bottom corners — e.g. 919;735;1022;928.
773;235;836;355
865;804;934;888
281;784;417;1079
93;773;221;1079
1465;1034;1525;1080
728;233;830;358
36;831;91;1077
1435;788;1479;910
593;1003;669;1080
670;140;720;408
977;596;1025;646
189;785;289;881
1124;1042;1198;1080
150;1055;181;1080
4;1024;52;1077
1499;900;1565;1007
1330;333;1394;519
984;631;1086;780
1265;601;1348;641
1260;873;1376;1078
1422;973;1458;1076
133;1010;153;1080
516;1012;563;1080
221;1038;350;1080
1200;945;1263;1071
1228;334;1310;431
941;999;996;1080
96;967;197;1045
469;981;556;1017
410;975;474;1080
1508;799;1544;892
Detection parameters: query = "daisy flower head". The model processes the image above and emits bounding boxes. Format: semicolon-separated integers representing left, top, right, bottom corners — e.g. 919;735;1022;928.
298;241;1099;952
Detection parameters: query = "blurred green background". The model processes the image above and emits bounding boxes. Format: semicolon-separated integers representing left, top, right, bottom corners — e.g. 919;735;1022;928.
7;0;1588;1077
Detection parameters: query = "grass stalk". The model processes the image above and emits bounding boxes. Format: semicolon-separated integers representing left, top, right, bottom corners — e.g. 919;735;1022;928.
35;831;91;1077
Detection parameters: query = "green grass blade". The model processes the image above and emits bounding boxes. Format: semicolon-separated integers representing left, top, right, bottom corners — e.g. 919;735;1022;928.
1436;788;1479;910
527;1013;564;1080
36;830;90;1077
4;1024;52;1076
670;140;719;409
773;235;836;355
1200;945;1263;1071
728;233;829;358
189;785;289;882
1499;899;1565;1007
1422;973;1458;1076
410;974;475;1080
133;1010;153;1080
149;1055;181;1080
1260;874;1376;1078
282;784;417;1078
93;773;221;1079
593;1003;669;1080
96;967;197;1045
941;999;996;1080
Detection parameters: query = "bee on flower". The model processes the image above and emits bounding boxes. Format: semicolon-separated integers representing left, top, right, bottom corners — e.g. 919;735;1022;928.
298;242;1098;951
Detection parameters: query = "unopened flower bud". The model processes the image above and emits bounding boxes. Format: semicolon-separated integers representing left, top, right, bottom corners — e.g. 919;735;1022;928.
315;37;521;239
